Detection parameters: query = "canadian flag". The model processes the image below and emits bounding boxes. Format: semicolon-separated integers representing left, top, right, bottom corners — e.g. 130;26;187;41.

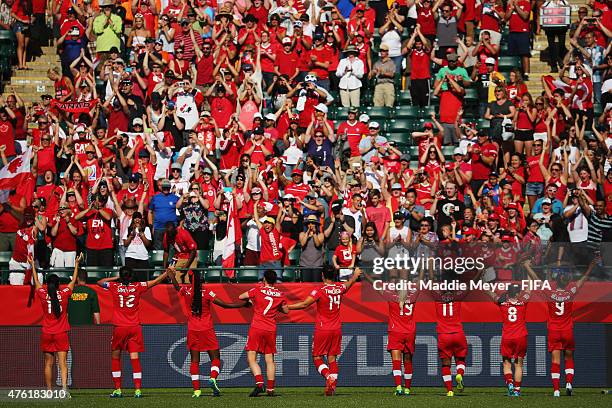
222;197;242;279
0;148;32;191
542;75;591;110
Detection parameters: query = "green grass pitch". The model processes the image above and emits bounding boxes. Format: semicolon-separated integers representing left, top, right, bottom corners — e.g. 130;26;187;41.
6;387;610;407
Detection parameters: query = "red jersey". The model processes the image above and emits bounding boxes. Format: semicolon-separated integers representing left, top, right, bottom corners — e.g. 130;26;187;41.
84;209;114;250
410;49;431;79
106;281;149;327
37;287;72;334
163;227;197;259
435;301;464;334
333;244;355;267
13;227;35;262
498;293;529;339
507;0;531;32
259;227;283;263
179;286;216;331
337;120;367;157
387;290;419;333
545;283;578;331
246;285;287;331
310;283;348;331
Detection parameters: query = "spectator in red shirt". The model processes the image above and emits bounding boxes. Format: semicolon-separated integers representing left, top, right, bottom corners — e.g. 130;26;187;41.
75;194;114;267
253;207;284;280
365;190;391;240
504;0;531;77
49;204;82;268
162;219;197;284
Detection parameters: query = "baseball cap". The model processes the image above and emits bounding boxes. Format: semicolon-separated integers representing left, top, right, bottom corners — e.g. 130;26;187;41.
291;168;304;176
348;106;359;114
294;20;303;27
393;211;405;219
128;174;140;183
314;103;328;113
160;179;171;188
331;200;343;211
282;193;295;201
379;43;390;51
391;183;402;190
542;198;552;205
400;154;411;162
203;168;213;175
447;53;459;62
355;4;365;11
171;162;182;170
253;112;263;119
138;149;150;158
253;126;264;135
488;213;500;221
485;57;496;65
507;202;519;210
370;156;380;163
282;37;292;45
305;214;320;224
265;113;276;121
424;122;434;130
359;113;370;123
453;147;464;155
252;187;262;194
262;216;276;224
368;121;380;129
132;117;144;126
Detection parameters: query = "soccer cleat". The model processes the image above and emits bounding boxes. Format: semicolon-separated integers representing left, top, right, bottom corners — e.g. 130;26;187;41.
109;389;122;398
394;385;403;396
507;382;515;397
447;390;454;397
249;384;265;397
192;390;201;398
456;374;464;392
513;390;521;397
566;383;573;396
134;389;142;398
266;389;276;397
325;377;334;396
553;390;560;397
209;378;221;397
329;378;337;395
404;388;411;396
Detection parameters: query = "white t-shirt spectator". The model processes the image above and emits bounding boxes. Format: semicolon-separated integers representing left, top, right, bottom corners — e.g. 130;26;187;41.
123;226;152;260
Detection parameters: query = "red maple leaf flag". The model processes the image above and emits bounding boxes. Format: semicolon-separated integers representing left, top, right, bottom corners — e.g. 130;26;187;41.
0;148;32;190
222;197;242;279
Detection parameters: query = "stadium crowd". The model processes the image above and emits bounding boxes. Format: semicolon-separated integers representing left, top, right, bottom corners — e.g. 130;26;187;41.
0;0;610;285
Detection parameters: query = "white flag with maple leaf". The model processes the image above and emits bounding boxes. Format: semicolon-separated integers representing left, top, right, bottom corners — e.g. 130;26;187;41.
0;148;32;191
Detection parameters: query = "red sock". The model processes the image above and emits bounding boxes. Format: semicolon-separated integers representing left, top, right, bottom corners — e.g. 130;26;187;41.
403;360;413;389
111;358;121;389
442;366;453;391
267;379;275;391
255;374;264;386
515;380;521;391
564;357;574;385
130;357;142;390
392;359;402;387
314;358;330;379
190;361;200;391
210;358;221;380
551;363;560;391
504;373;513;385
329;361;338;381
456;359;466;376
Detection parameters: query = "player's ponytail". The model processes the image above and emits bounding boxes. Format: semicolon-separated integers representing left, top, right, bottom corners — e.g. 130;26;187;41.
46;274;61;318
191;270;203;317
119;266;134;286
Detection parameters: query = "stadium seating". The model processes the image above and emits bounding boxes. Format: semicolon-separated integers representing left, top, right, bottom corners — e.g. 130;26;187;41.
237;268;259;283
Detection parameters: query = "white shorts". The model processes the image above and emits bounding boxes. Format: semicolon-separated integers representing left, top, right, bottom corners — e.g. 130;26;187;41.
50;248;76;268
533;132;548;143
9;272;44;285
339;268;352;281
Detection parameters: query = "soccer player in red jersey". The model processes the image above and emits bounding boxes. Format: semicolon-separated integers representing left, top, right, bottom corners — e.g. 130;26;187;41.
433;290;468;396
485;283;531;396
239;270;289;397
167;268;247;398
288;266;362;396
29;255;80;394
386;284;420;396
525;259;596;397
97;266;169;398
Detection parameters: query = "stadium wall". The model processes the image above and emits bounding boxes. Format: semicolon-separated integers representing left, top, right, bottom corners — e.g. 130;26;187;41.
1;323;609;388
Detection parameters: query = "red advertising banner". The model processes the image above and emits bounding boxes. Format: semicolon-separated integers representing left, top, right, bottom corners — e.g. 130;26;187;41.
1;283;610;325
51;98;98;113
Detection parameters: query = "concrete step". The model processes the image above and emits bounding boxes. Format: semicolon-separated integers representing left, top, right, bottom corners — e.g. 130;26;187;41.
10;78;54;86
